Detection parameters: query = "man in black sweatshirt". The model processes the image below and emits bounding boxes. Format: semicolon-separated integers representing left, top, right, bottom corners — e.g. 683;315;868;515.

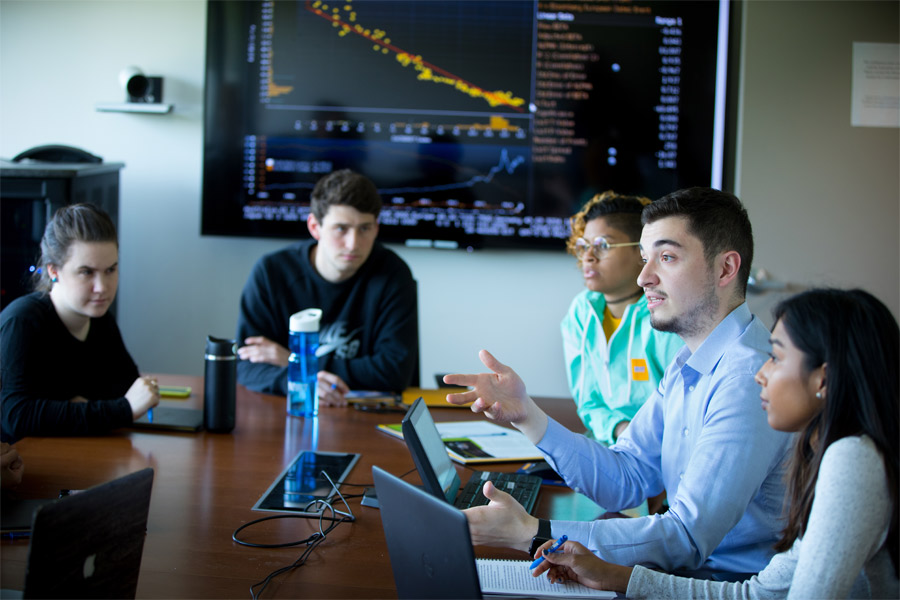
236;169;418;406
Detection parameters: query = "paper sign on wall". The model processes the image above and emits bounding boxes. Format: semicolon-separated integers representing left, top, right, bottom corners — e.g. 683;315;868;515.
851;42;899;128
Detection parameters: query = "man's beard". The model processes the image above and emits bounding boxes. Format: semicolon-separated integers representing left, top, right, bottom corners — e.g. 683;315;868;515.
650;284;719;340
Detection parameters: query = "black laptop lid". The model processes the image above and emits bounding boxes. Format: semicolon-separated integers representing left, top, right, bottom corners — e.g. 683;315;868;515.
23;467;154;599
373;466;482;600
400;397;461;504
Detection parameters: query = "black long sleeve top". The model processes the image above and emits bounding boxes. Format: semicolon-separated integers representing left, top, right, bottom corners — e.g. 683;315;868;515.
1;292;138;442
236;240;418;395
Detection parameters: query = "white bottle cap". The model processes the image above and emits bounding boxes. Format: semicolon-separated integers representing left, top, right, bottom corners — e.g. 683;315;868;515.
289;308;322;333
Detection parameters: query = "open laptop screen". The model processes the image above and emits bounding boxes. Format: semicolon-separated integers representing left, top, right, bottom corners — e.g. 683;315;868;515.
401;397;460;503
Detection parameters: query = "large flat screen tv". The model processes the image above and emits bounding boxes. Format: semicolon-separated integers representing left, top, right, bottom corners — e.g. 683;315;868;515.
202;0;734;250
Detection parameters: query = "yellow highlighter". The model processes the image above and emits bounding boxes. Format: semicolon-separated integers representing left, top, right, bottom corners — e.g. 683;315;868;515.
159;386;191;399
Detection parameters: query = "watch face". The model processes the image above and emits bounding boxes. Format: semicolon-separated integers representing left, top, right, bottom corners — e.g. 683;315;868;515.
529;519;552;555
529;536;551;557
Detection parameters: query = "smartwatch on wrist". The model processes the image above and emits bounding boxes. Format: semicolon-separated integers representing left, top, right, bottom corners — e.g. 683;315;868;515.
528;518;552;556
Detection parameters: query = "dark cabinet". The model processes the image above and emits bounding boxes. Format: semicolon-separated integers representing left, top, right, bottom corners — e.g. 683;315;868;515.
0;161;124;311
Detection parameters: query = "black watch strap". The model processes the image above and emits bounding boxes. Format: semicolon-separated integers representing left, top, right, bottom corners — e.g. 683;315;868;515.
528;518;552;556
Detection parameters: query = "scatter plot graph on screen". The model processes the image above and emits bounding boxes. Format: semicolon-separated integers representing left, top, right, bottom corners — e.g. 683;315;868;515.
261;0;533;113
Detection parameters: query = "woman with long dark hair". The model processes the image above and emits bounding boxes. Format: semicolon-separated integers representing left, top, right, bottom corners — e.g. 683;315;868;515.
534;288;899;598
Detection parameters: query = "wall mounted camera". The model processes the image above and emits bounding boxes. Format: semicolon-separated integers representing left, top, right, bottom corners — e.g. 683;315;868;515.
118;66;163;104
95;67;172;114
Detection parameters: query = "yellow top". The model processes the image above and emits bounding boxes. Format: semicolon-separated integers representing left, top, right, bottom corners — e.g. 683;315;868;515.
602;304;622;341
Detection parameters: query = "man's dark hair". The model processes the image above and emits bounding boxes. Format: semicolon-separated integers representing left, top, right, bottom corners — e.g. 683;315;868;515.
310;169;382;222
642;187;754;298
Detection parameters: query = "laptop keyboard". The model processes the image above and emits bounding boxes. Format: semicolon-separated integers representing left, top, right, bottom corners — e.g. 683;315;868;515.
454;470;542;513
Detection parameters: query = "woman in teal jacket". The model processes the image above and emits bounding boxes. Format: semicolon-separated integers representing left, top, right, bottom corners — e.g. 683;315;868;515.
561;192;683;446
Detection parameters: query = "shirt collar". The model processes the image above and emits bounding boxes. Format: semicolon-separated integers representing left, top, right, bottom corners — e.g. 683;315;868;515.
676;303;754;375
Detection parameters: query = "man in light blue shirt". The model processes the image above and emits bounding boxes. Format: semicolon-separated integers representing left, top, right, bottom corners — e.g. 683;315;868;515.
446;188;793;579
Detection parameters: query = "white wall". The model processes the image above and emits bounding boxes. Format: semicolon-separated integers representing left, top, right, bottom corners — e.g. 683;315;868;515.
1;1;897;398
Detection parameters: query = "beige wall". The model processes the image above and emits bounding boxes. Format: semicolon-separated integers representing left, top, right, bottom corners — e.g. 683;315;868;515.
738;0;899;320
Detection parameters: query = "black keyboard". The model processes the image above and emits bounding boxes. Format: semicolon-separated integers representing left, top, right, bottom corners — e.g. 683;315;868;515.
454;470;542;513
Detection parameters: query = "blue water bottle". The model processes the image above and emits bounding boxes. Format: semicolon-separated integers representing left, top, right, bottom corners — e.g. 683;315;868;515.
287;308;322;418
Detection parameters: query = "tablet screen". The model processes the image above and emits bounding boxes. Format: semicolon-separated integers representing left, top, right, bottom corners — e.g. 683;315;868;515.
253;450;360;514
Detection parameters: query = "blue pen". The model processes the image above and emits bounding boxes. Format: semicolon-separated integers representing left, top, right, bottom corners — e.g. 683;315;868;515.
529;535;568;569
147;408;154;423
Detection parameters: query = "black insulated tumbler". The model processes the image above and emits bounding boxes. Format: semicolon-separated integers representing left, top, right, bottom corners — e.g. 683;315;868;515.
204;336;236;433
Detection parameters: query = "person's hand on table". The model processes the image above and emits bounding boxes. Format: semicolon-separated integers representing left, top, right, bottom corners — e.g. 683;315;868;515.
463;480;539;552
444;349;549;442
1;442;25;488
317;371;350;407
237;336;289;367
531;538;633;594
126;376;160;420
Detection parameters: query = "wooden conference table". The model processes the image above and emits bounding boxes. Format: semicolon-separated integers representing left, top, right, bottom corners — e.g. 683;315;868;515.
0;376;598;599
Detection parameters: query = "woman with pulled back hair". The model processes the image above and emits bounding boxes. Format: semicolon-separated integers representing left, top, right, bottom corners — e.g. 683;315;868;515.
1;204;158;442
534;288;898;598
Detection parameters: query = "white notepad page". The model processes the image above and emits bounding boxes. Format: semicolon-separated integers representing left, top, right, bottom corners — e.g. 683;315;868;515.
477;559;616;599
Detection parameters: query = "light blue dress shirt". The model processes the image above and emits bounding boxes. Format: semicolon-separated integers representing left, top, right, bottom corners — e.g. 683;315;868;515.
538;303;793;575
